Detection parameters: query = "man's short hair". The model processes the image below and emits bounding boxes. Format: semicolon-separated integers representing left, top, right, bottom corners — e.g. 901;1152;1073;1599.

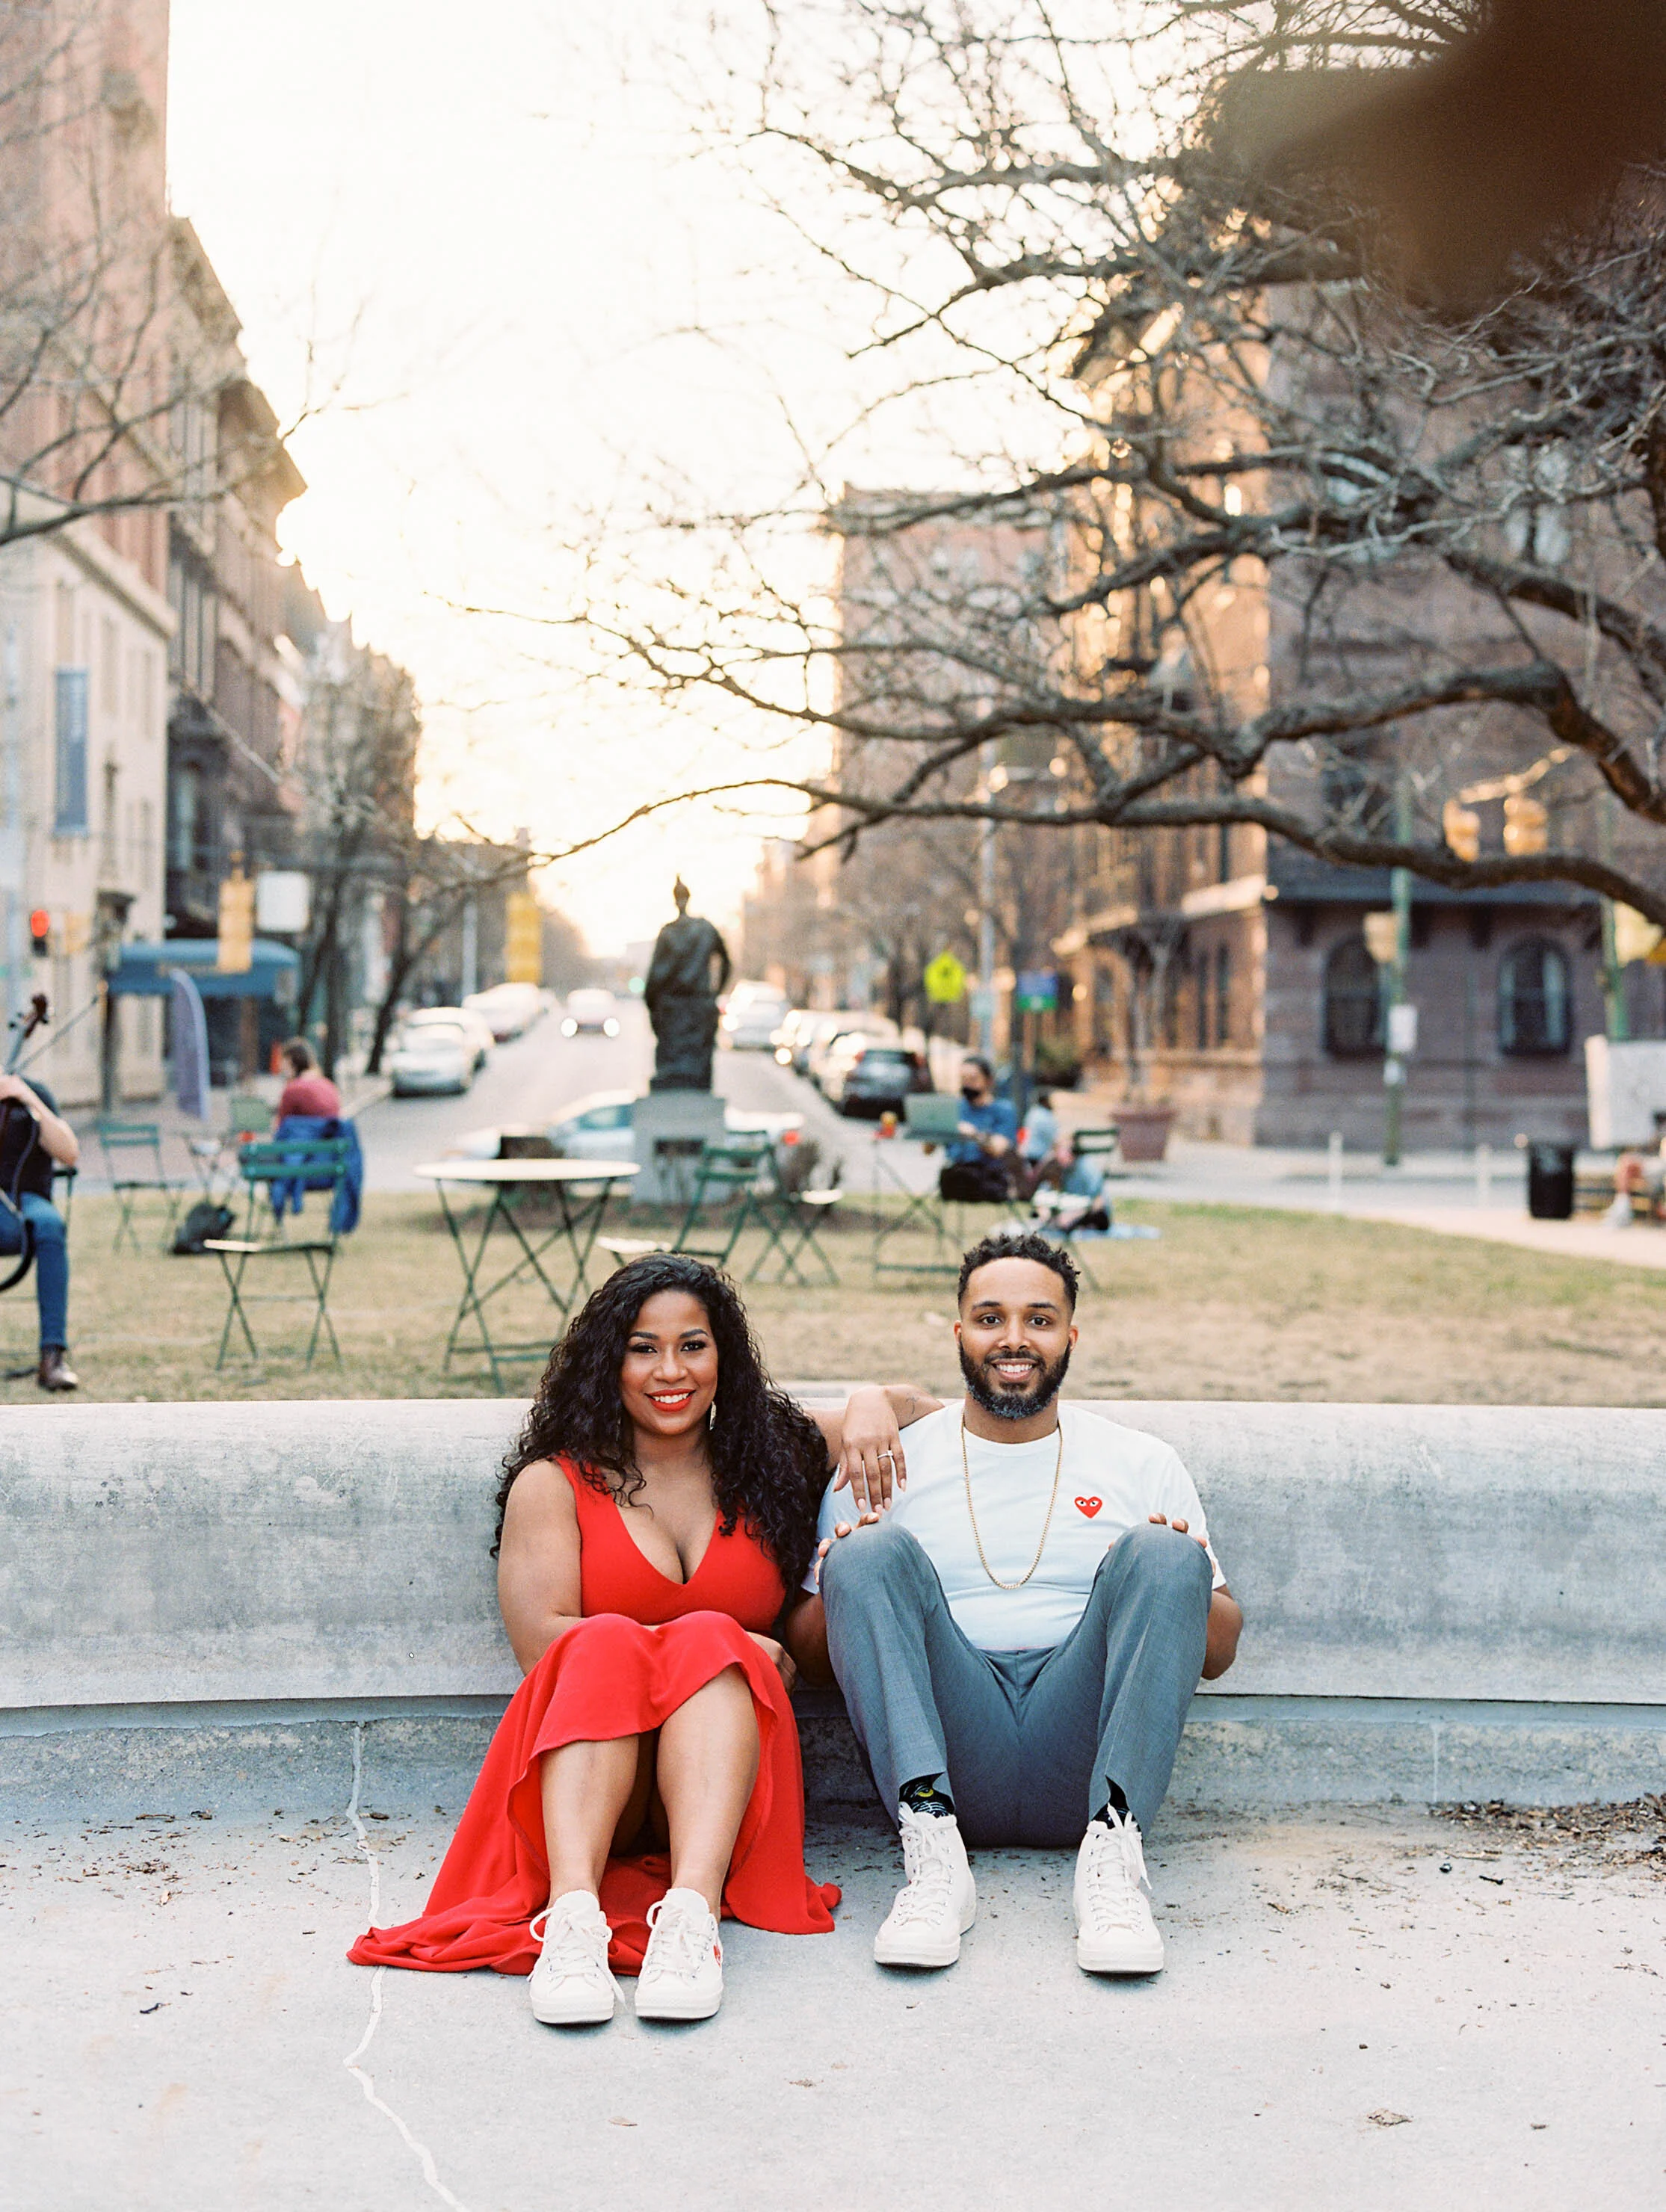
961;1053;993;1081
957;1229;1079;1312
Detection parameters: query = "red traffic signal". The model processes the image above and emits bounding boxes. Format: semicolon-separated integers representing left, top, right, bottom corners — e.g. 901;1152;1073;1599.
28;909;49;956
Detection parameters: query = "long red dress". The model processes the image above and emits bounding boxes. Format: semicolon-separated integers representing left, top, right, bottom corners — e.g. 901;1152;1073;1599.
349;1459;839;1977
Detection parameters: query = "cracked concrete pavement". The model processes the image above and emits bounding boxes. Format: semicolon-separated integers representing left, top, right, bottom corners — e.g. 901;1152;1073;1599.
4;1790;1665;2211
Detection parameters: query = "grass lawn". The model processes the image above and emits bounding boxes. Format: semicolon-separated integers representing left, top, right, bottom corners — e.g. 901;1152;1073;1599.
5;1189;1664;1406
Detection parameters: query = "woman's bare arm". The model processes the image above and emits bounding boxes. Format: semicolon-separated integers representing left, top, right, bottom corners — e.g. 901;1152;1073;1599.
809;1382;944;1512
780;1590;832;1687
496;1460;584;1673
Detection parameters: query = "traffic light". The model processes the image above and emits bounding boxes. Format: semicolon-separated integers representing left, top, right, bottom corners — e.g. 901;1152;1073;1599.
1503;794;1549;855
28;909;49;957
1442;800;1481;862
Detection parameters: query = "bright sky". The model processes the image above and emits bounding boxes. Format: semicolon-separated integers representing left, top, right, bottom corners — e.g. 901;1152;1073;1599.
166;1;871;954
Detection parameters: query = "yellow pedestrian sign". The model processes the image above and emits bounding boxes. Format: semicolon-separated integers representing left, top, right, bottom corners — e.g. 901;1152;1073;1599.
505;891;543;986
924;951;966;1004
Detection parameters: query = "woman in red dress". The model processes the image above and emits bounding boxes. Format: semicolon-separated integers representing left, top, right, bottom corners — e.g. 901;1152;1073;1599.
351;1252;930;2026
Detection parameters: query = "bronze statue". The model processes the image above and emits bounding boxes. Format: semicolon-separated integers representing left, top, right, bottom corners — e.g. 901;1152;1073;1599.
644;878;732;1091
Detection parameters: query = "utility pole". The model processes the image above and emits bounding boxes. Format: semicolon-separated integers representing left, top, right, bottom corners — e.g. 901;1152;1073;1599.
1599;791;1629;1041
976;738;996;1061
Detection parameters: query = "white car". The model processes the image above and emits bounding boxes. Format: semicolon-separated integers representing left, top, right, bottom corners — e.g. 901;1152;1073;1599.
387;1017;478;1096
401;1004;493;1069
720;981;791;1051
561;989;621;1039
464;982;544;1041
546;1090;802;1161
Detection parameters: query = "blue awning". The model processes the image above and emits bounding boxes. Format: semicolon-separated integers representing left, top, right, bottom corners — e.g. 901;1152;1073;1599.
108;938;300;1001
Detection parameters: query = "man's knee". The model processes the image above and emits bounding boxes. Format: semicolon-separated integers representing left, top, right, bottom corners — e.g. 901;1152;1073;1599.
1102;1519;1213;1594
28;1205;65;1250
819;1516;931;1604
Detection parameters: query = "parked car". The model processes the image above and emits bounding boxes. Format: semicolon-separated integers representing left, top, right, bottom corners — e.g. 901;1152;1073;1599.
806;1010;899;1092
387;1017;479;1097
464;982;544;1041
402;1004;493;1070
720;981;791;1051
771;1008;815;1067
546;1090;803;1161
561;988;621;1038
828;1040;931;1117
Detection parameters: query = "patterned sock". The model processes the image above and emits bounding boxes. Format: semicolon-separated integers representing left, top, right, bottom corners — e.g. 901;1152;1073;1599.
899;1775;956;1820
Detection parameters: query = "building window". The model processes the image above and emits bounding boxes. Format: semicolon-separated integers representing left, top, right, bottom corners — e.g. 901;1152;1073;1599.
1323;936;1383;1056
53;670;89;835
1499;937;1570;1055
1215;943;1232;1047
170;762;204;872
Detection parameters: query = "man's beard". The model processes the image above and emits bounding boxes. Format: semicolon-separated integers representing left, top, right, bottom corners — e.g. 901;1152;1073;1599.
959;1339;1072;1422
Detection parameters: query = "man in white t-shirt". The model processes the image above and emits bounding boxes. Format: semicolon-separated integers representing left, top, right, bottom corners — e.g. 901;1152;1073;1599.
792;1231;1242;1978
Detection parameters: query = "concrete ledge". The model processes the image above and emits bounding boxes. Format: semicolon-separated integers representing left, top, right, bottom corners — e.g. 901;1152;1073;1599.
7;1695;1663;1825
5;1397;1665;1810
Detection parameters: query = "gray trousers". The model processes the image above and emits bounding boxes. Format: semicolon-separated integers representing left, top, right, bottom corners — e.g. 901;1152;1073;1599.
820;1517;1212;1845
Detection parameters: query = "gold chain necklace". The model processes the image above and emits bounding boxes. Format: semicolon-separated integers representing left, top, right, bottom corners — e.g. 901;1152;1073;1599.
960;1418;1064;1590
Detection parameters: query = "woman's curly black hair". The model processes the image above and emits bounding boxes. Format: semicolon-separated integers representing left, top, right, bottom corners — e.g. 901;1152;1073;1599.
492;1252;829;1593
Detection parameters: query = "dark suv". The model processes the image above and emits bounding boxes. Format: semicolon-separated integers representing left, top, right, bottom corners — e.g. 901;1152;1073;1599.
833;1042;931;1117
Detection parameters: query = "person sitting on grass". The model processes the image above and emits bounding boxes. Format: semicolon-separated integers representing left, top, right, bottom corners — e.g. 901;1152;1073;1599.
0;1071;80;1391
939;1054;1017;1203
351;1253;932;2027
786;1230;1241;1980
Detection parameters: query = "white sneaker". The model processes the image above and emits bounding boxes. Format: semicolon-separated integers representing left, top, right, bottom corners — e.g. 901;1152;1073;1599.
873;1805;978;1968
635;1888;724;2021
528;1890;620;2024
1074;1811;1165;1975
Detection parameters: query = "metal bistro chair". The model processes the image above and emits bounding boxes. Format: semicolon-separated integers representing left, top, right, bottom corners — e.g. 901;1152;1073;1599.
188;1093;275;1196
600;1136;792;1277
1029;1126;1123;1292
205;1135;352;1369
753;1143;842;1287
96;1119;183;1252
0;1161;77;1378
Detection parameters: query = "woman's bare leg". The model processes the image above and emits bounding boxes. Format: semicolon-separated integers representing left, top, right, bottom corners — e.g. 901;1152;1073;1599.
655;1666;760;1916
540;1735;646;1902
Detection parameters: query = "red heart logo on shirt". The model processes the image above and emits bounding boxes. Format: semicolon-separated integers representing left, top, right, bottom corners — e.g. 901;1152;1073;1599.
1074;1495;1102;1519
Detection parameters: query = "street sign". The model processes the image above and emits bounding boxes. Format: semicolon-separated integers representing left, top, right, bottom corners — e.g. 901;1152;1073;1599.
923;951;966;1004
1015;968;1058;1012
217;874;254;973
1386;1001;1419;1055
505;890;543;986
1614;903;1666;966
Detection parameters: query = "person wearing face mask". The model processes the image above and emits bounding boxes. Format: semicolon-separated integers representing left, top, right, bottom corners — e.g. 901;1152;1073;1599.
939;1054;1018;1203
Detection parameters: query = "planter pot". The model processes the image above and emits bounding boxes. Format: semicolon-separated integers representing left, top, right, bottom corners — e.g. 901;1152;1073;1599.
1116;1106;1176;1163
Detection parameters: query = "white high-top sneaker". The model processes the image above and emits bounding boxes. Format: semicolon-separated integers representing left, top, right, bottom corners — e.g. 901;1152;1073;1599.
873;1804;978;1968
1074;1810;1165;1975
635;1888;725;2021
528;1890;620;2025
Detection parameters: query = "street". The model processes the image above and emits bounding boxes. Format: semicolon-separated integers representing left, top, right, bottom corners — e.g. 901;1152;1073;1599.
354;998;936;1196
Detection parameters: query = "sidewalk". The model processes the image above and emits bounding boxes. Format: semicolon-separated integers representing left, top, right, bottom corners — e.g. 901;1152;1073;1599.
1099;1136;1666;1272
6;1797;1660;2210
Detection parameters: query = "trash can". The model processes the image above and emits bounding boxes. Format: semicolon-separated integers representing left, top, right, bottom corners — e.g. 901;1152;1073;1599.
1525;1141;1576;1220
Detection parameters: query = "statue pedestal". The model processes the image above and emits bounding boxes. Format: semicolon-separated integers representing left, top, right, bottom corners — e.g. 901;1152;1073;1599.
632;1090;727;1207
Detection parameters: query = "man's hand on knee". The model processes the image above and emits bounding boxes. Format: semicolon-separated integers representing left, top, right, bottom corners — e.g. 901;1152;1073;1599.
815;1510;880;1588
1146;1510;1209;1556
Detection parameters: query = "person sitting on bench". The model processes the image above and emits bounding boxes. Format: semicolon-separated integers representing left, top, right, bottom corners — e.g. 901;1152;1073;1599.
939;1054;1016;1203
0;1072;80;1391
788;1229;1242;1980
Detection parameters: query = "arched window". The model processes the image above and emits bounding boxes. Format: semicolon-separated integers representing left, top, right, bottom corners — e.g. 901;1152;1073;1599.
1323;936;1383;1056
1499;937;1570;1055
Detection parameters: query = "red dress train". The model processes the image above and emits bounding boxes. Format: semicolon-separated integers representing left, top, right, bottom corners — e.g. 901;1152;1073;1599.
348;1460;839;1977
